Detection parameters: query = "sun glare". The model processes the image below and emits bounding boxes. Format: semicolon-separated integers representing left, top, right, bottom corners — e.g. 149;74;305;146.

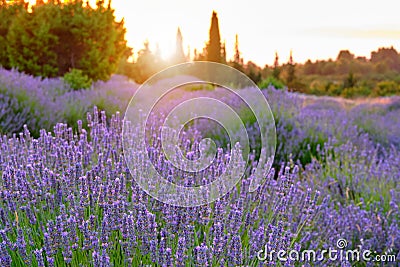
22;0;400;65
109;0;400;66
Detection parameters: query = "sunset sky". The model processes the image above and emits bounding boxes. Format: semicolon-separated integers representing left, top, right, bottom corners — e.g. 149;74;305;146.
111;0;399;66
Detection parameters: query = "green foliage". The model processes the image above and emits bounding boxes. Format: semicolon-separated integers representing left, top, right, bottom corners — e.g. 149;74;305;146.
258;76;285;89
182;83;215;91
0;1;26;69
62;2;127;81
341;86;372;98
372;80;400;96
288;47;400;98
272;66;280;80
5;1;127;81
246;61;262;84
206;11;222;63
286;63;296;86
63;68;92;90
343;71;357;89
326;82;342;96
7;4;59;77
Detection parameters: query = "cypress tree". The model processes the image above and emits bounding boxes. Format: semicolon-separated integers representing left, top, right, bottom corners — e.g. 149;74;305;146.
233;34;242;65
173;27;186;64
231;34;244;72
206;11;222;63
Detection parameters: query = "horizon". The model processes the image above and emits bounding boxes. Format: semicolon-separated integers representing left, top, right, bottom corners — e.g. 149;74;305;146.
108;0;400;66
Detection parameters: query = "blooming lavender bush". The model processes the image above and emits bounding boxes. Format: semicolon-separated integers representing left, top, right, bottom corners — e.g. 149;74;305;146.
0;68;137;137
0;69;399;266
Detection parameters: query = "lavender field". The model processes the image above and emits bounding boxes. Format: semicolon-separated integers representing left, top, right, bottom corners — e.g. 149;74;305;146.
0;68;399;266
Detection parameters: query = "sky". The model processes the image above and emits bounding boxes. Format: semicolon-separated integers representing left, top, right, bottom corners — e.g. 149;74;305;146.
109;0;400;66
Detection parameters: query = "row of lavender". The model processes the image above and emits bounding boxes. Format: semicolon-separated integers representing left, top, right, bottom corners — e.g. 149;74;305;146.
1;66;399;151
0;68;137;136
0;68;399;266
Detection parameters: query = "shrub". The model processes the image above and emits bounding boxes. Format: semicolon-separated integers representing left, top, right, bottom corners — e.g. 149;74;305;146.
258;76;285;89
340;85;372;98
0;68;137;136
63;68;92;90
372;80;400;96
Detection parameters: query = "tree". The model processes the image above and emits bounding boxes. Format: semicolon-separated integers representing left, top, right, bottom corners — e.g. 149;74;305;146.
303;59;317;75
193;46;207;61
7;3;60;77
343;71;357;89
62;1;127;80
336;50;355;75
0;1;27;69
6;1;127;81
221;40;226;64
245;61;262;84
272;51;281;79
230;34;244;72
286;50;296;86
371;47;400;72
206;11;222;63
115;46;134;78
172;27;186;64
233;34;241;64
337;50;355;61
133;40;164;84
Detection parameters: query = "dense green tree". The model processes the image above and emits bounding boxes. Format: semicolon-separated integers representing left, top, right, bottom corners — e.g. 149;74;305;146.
6;0;127;81
116;46;134;77
7;3;60;77
70;1;127;81
0;1;27;69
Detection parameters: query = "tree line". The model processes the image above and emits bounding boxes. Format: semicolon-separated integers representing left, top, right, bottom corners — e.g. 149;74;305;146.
117;11;265;85
1;2;399;97
295;47;400;97
117;10;400;97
